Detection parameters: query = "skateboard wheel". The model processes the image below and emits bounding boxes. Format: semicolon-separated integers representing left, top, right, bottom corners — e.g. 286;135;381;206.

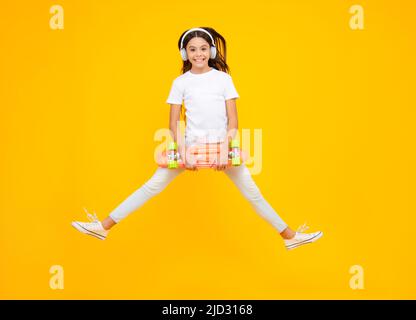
167;142;178;169
229;139;241;166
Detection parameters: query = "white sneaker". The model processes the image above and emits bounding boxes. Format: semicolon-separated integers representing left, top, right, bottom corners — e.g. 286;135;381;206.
71;208;109;240
284;222;323;250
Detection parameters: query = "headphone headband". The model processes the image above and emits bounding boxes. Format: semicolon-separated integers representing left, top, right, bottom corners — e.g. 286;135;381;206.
180;28;216;50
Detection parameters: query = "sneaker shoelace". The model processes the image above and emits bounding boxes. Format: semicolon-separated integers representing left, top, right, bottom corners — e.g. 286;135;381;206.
83;207;101;228
296;221;310;234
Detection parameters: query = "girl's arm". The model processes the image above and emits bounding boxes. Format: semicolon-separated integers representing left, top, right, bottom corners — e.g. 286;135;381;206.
169;104;182;144
169;104;195;169
226;98;238;142
214;98;238;171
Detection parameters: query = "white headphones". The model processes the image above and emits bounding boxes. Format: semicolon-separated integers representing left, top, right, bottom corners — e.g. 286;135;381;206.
180;28;217;61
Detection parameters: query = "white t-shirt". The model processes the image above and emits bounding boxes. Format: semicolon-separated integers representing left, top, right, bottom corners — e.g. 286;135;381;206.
166;68;239;144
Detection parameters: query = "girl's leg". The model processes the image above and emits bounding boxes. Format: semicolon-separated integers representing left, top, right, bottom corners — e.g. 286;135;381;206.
224;164;296;239
103;167;185;229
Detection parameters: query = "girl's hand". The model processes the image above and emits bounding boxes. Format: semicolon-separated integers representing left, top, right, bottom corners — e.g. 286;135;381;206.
180;145;198;171
185;156;198;171
214;142;229;171
185;163;198;171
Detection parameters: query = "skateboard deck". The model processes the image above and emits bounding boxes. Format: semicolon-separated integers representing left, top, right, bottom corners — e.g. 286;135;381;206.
156;143;248;169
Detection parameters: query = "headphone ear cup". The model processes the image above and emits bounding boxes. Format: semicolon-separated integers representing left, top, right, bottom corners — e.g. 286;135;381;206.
180;48;188;61
210;46;217;59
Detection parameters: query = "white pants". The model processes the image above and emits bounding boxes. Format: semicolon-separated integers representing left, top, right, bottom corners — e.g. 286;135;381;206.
109;165;288;232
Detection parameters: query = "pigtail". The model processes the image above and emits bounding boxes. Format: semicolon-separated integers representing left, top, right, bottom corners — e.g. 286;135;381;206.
202;27;229;73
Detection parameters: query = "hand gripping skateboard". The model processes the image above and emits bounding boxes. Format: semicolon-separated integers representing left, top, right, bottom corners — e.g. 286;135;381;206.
156;140;247;169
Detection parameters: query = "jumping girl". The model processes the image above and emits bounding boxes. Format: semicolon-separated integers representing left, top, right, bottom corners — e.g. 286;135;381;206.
72;27;323;250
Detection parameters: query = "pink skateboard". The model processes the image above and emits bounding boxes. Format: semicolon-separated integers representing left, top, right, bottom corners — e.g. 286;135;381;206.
156;141;248;169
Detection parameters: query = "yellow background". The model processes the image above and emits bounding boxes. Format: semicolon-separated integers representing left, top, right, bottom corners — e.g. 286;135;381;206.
1;0;415;299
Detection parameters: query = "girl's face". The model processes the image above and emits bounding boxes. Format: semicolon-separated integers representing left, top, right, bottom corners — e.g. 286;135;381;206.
186;37;211;70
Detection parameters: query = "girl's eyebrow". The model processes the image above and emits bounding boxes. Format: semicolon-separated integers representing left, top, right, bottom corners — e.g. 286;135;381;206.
188;45;209;48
